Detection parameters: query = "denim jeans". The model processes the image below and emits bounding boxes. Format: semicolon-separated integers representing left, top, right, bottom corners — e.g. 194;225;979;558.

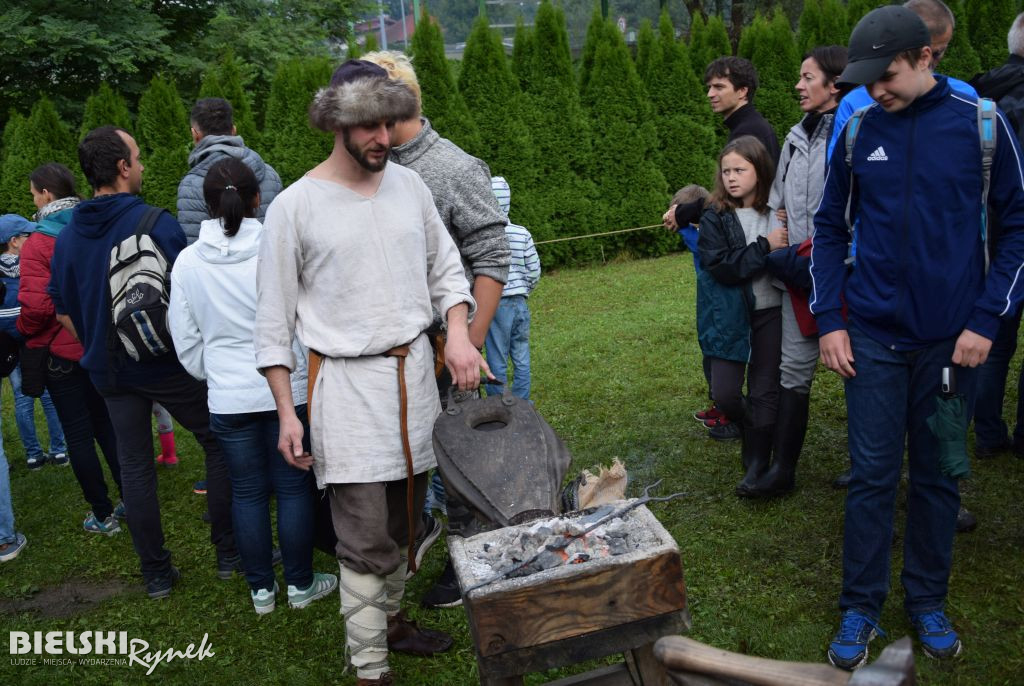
46;358;121;521
971;311;1023;451
210;407;315;593
101;370;234;582
484;295;532;400
9;365;66;460
841;327;973;618
0;420;14;544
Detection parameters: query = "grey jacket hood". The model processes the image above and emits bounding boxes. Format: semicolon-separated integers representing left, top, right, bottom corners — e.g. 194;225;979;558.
177;136;283;245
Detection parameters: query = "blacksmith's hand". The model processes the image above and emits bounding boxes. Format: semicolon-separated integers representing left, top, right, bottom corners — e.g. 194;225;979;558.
819;329;856;378
952;329;992;368
445;329;494;391
278;412;312;470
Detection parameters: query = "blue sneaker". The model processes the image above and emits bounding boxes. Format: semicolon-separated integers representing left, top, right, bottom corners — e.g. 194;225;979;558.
910;610;962;659
0;533;27;562
83;511;121;536
113;501;127;520
827;609;886;671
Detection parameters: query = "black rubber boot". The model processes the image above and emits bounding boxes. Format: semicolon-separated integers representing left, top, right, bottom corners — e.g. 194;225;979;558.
745;388;810;498
736;426;773;497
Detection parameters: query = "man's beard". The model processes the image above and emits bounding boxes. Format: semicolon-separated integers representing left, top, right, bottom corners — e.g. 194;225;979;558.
343;129;389;172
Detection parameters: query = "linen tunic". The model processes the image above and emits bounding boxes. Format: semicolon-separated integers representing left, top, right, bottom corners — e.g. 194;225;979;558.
254;164;475;487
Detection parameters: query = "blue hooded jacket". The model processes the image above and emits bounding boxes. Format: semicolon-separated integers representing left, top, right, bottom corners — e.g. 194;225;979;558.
49;193;186;389
810;77;1024;349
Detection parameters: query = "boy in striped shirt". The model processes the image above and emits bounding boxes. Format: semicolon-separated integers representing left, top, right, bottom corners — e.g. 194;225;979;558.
484;177;541;400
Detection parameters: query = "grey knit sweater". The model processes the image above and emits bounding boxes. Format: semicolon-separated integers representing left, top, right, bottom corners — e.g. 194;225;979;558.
390;118;509;287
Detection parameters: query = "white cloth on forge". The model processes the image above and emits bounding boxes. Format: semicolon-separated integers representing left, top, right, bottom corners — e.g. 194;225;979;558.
254;164;475;487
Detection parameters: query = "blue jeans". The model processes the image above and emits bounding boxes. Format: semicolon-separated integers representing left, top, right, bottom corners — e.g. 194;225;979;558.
841;327;973;618
210;407;314;593
484;295;532;400
971;311;1023;451
0;418;14;544
9;365;66;460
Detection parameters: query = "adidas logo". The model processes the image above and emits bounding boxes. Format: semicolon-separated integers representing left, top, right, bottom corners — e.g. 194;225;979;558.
867;146;888;161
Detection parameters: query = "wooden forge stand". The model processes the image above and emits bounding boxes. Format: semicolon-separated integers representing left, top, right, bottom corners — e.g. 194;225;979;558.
450;504;690;686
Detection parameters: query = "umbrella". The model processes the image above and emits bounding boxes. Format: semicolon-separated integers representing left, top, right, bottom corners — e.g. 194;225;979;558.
926;393;971;479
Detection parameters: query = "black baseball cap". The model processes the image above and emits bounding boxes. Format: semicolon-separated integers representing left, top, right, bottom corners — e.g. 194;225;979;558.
838;6;931;86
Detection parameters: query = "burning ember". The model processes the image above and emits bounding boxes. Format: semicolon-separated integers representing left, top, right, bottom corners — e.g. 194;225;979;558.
469;505;640;580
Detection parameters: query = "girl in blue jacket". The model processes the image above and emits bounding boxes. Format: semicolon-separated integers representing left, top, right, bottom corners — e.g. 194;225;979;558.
697;136;789;496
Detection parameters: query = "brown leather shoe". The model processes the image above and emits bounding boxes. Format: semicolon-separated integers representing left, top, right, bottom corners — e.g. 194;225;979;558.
356;672;394;686
386;612;454;655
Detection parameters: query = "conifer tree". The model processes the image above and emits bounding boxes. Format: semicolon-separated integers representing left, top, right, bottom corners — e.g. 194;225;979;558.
215;49;259;146
846;0;889;31
749;10;802;142
578;7;609;98
967;0;1016;71
0;99;78;217
410;9;482;156
688;12;709;80
819;0;849;46
738;12;768;60
797;0;824;55
582;20;672;260
136;75;189;212
262;57;334;186
648;11;717;193
199;69;225;100
347;36;362;59
636;20;657;85
79;82;133;141
363;32;379;54
511;17;535;91
941;0;983;82
703;14;732;65
521;0;598;265
459;16;538;228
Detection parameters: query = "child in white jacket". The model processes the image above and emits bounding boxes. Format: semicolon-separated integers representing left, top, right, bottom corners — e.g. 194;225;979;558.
168;158;336;614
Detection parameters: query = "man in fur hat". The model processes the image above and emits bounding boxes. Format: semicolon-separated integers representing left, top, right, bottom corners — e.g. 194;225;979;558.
254;59;490;686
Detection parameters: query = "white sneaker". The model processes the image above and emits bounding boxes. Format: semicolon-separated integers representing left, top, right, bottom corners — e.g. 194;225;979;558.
252;581;279;615
287;572;338;609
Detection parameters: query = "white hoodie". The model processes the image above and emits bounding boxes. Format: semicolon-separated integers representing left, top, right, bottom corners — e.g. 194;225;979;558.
169;217;307;414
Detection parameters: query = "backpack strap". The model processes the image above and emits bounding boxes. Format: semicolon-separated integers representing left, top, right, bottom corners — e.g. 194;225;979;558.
978;97;997;274
843;105;873;266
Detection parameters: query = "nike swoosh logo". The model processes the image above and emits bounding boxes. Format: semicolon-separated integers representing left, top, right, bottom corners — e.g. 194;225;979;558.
873;43;886;49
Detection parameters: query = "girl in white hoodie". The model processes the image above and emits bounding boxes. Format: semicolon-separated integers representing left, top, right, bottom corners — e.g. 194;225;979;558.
169;158;336;614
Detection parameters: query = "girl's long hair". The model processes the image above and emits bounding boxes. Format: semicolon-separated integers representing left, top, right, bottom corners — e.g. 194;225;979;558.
203;158;259;237
709;135;776;213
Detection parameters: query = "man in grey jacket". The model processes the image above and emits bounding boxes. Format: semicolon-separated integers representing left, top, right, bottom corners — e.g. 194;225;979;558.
176;98;282;244
361;51;510;610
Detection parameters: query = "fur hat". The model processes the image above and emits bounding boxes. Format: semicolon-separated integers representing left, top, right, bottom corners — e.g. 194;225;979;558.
309;59;419;132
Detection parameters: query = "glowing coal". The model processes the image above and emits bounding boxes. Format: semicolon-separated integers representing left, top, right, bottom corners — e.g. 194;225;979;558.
468;505;642;580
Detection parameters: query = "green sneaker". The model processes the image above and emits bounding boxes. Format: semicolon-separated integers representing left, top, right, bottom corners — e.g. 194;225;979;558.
287;572;337;609
252;582;279;615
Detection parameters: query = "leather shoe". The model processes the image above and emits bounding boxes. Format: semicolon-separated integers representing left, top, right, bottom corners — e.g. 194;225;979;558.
387;612;453;655
832;468;851;489
357;672;394;685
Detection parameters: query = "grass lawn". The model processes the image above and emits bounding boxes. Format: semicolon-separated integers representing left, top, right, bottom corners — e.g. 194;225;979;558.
0;252;1022;685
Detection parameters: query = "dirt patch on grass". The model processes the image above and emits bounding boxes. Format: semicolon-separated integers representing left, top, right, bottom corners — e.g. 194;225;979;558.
0;579;130;618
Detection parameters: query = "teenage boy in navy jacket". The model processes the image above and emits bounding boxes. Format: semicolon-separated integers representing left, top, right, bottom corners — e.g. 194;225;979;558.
810;6;1024;670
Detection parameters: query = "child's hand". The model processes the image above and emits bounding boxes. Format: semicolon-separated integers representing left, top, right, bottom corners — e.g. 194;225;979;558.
663;205;679;230
775;208;788;226
766;226;788;251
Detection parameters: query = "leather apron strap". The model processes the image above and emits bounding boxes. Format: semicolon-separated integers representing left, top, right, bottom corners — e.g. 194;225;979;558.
383;343;417;574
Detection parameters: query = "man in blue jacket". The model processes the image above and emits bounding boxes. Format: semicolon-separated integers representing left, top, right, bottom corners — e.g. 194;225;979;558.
50;126;237;599
810;7;1024;670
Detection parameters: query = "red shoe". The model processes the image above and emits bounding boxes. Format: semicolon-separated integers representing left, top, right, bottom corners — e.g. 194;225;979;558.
156;454;179;467
694;405;724;422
